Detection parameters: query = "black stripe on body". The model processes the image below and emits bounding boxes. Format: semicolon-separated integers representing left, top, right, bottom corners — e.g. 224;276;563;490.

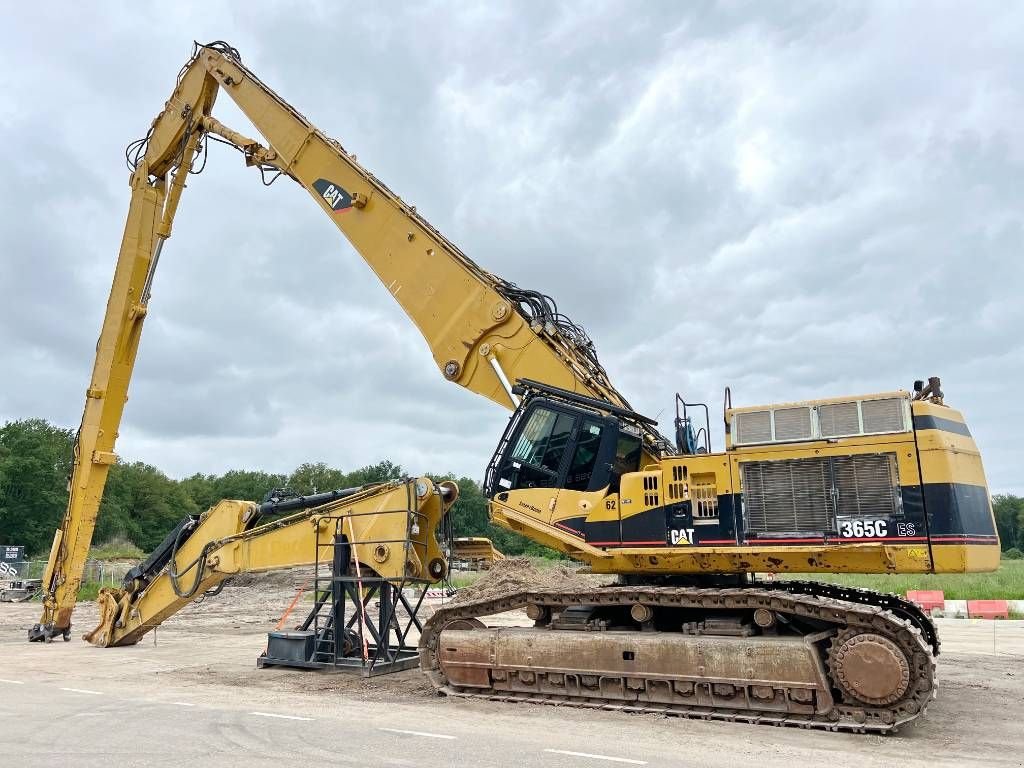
921;482;996;537
555;516;586;537
913;414;971;437
583;482;995;547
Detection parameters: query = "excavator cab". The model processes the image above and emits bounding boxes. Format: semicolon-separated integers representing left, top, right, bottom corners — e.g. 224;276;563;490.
483;381;645;498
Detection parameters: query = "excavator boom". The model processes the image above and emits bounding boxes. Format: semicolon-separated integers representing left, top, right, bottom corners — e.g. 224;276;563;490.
34;41;644;641
198;49;629;412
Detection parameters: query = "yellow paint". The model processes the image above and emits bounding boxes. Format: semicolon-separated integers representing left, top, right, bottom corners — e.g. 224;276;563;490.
494;385;999;576
43;41;658;634
85;478;454;647
44;40;1001;641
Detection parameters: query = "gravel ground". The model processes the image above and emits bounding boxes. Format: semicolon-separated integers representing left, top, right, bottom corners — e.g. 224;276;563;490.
2;569;1021;766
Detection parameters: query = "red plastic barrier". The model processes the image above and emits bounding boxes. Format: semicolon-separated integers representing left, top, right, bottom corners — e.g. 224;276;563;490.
967;600;1009;619
906;590;945;613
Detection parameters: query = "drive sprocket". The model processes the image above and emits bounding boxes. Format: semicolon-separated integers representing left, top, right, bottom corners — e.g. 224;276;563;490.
828;628;911;707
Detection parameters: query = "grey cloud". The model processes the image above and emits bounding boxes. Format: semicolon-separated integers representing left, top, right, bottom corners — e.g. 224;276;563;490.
1;2;1021;494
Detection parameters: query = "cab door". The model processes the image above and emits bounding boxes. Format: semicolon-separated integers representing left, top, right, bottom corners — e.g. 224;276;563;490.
489;405;577;497
486;398;625;537
556;415;615;539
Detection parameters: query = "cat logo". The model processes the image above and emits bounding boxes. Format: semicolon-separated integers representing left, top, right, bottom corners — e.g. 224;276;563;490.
313;178;353;213
669;528;695;546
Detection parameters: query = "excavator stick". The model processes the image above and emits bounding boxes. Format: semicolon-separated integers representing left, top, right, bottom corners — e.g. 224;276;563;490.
29;178;166;643
31;56;218;641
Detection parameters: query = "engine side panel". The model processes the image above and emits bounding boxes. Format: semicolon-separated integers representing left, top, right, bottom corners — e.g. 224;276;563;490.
492;392;999;575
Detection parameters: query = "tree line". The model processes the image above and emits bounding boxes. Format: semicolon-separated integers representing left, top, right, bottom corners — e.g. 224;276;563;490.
3;418;1023;560
0;418;548;558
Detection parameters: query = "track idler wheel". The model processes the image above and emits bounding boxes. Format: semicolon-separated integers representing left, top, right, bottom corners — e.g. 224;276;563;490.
828;629;911;707
442;617;486;631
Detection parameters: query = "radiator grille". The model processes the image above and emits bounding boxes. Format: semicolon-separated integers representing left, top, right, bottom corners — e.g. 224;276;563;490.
818;402;860;437
861;397;905;433
832;454;899;518
773;407;812;440
735;410;772;444
741;452;901;536
742;457;832;534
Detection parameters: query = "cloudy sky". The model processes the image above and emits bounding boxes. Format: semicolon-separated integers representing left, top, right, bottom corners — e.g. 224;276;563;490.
1;3;1022;492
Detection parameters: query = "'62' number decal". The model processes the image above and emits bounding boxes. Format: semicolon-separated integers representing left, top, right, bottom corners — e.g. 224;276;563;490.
839;519;888;538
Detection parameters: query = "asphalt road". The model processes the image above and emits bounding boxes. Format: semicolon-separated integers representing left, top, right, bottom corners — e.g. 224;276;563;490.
0;668;675;767
1;606;1021;768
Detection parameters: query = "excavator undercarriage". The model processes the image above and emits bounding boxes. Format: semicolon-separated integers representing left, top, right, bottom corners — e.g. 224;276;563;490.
421;582;937;733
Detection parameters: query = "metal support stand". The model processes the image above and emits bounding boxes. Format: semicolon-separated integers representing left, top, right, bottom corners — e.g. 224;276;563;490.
257;509;432;676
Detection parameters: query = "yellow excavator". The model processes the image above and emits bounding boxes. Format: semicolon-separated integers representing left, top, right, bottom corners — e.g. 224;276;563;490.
451;537;505;570
34;42;998;732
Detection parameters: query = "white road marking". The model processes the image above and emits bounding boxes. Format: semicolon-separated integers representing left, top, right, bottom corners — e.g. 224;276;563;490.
73;712;104;717
249;711;314;721
60;687;103;695
378;727;456;740
173;702;196;707
544;749;647;765
0;679;25;685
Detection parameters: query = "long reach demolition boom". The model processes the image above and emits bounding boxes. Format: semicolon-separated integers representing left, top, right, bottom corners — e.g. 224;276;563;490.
32;40;636;643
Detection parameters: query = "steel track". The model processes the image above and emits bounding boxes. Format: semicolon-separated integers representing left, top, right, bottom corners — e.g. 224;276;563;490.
419;584;936;733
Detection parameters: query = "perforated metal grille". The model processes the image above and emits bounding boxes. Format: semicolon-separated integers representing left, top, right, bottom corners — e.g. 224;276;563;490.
693;484;719;519
832;454;899;518
773;407;812;441
817;402;859;437
668;465;685;501
735;410;772;444
742;458;832;534
861;398;905;433
642;474;660;507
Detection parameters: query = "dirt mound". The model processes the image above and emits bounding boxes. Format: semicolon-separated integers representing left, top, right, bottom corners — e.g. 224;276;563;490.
226;568;316;590
449;557;595;605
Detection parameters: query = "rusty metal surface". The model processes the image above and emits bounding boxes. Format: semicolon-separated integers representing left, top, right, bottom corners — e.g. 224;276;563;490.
759;580;939;655
439;627;835;715
828;629;910;706
419;585;937;734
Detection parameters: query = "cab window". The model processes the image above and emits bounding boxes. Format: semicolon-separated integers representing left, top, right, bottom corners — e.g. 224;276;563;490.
610;433;642;492
511;408;557;465
566;419;604;491
510;407;577;486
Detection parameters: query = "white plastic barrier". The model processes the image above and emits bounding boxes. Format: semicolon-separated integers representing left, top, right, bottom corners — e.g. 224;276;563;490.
942;599;968;618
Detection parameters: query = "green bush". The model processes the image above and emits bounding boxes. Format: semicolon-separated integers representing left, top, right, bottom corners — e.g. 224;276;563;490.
90;537;145;561
1003;547;1023;560
77;581;104;602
